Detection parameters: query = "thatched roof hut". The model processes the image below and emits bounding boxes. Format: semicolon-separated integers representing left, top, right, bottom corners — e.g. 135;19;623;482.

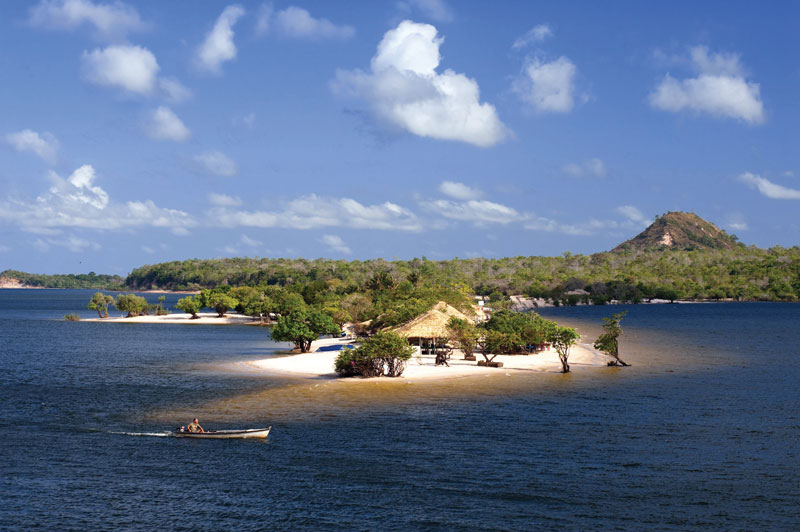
392;301;471;340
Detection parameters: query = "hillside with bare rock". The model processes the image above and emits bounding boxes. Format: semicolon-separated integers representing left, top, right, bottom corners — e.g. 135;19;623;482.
612;212;741;253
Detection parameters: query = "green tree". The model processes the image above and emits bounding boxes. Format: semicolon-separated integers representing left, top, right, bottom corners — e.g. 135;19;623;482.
447;317;478;358
208;292;239;317
175;296;202;319
271;307;339;353
548;326;580;373
87;292;114;318
593;311;629;366
334;331;414;378
476;329;512;366
115;294;148;317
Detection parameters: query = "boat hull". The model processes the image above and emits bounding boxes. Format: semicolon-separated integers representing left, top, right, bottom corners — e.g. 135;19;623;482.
174;427;271;439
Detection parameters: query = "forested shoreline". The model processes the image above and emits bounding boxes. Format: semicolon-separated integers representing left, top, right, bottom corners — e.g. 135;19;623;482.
4;244;799;303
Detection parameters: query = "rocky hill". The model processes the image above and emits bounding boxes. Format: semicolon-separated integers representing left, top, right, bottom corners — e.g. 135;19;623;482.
612;212;740;252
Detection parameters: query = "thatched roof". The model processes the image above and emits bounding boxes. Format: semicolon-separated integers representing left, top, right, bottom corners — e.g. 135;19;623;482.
392;301;471;339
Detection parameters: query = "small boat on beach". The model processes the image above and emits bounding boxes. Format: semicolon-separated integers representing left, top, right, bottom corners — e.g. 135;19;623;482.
173;426;271;439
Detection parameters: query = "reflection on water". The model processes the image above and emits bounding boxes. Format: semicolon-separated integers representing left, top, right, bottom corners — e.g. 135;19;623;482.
2;291;799;531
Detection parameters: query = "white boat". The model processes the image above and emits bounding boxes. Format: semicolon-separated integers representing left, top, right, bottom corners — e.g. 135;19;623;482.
173;426;271;439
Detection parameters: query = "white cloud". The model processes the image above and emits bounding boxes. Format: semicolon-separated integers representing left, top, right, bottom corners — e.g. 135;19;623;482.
725;212;748;231
192;151;238;177
438;181;481;200
240;234;262;247
562;158;607;178
0;245;11;253
512;24;553;49
514;56;577;113
0;164;195;233
145;106;190;141
208;192;242;207
404;0;453;23
274;6;354;39
738;172;800;200
197;5;245;74
158;77;192;103
321;234;351;254
82;44;159;95
332;20;508;147
212;194;422;231
29;0;145;41
425;199;522;225
650;46;764;124
4;129;59;164
255;3;272;36
616;205;648;225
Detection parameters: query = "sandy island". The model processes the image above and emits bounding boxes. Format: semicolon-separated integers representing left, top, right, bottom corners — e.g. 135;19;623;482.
84;311;259;325
84;312;609;380
233;336;608;381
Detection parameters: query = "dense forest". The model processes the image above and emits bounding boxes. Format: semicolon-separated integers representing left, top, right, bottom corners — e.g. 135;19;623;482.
0;270;125;290
121;245;800;303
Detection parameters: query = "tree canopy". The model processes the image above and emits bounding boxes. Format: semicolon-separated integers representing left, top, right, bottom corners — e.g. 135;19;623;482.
87;292;115;318
270;307;339;353
334;331;414;378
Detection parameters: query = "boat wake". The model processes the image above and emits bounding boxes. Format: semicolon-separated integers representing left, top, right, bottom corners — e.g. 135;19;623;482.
110;431;173;437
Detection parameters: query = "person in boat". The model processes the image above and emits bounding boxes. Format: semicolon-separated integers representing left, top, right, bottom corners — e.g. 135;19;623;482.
186;418;205;433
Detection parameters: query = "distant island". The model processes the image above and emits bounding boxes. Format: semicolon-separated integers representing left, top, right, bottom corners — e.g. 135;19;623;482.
3;212;799;302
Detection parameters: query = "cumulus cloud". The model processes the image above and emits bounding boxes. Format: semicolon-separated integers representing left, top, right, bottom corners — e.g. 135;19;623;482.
524;206;648;236
512;24;553;49
650;46;764;124
321;234;351;254
240;234;262;247
207;192;242;207
725;212;748;231
197;5;245;74
439;181;481;200
332;20;508;147
0;164;195;233
212;194;422;231
514;56;577;113
616;205;648;225
738;172;800;199
29;0;145;41
425;199;522;225
158;77;192;103
192;151;238;177
4;129;59;164
255;3;272;36
562;158;607;178
273;6;354;39
145;106;190;141
82;44;159;94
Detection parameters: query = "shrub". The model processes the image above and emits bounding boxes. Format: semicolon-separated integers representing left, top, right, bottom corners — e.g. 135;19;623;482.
64;313;81;321
334;331;414;378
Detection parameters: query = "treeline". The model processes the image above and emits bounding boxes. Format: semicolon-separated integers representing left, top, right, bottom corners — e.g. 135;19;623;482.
124;245;800;302
0;269;125;290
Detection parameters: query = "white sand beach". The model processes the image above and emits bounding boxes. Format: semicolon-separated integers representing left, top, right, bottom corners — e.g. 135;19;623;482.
238;336;608;381
84;311;260;325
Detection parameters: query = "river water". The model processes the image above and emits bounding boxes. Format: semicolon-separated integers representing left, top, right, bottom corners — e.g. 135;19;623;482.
1;290;798;530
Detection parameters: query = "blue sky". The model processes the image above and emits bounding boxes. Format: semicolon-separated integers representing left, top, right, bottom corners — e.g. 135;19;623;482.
1;0;799;275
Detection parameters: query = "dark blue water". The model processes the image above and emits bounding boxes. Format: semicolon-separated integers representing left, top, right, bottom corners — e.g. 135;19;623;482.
1;291;798;531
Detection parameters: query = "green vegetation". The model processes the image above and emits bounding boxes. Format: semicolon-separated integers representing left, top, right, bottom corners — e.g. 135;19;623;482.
549;326;581;373
175;296;202;319
594;311;629;366
271;307;340;353
334;331;414;378
0;269;124;289
87;292;115;318
446;317;479;359
208;292;239;317
114;294;149;317
64;313;81;321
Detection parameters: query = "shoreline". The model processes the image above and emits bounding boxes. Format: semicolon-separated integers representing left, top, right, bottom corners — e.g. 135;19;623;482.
230;336;609;382
84;311;261;325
